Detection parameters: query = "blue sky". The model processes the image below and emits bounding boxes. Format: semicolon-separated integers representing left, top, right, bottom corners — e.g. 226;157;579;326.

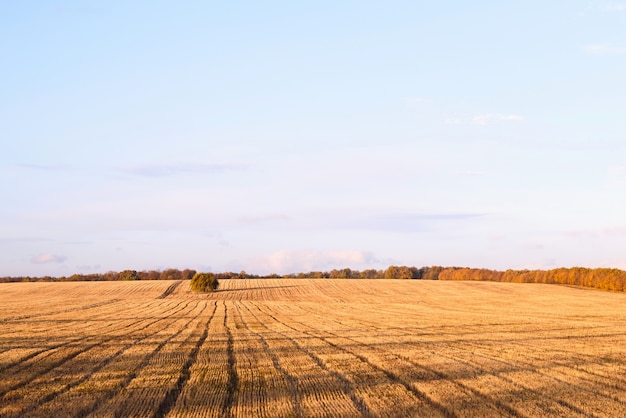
2;1;626;276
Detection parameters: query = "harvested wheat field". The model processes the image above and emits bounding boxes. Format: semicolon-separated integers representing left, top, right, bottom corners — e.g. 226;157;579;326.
1;279;626;417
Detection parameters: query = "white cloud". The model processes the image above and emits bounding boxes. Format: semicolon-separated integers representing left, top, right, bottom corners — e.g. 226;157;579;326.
445;113;524;126
444;117;463;125
600;3;626;12
472;113;525;125
606;165;626;187
583;44;626;55
603;226;626;237
31;253;67;264
76;264;102;271
405;97;430;104
120;162;246;177
499;114;525;122
247;249;379;274
17;163;71;171
364;213;486;232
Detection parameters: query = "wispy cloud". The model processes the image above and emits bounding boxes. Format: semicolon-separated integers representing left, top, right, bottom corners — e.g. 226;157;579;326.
405;97;431;104
606;165;626;187
387;213;484;221
471;113;525;125
54;5;106;15
0;237;54;243
345;212;486;233
237;214;291;223
523;243;544;250
452;170;489;177
603;226;626;237
16;163;71;171
76;264;102;271
248;249;379;274
582;44;626;55
31;253;67;264
563;226;626;239
120;162;246;177
444;117;463;125
499;114;525;122
600;3;626;12
579;2;626;17
444;113;525;126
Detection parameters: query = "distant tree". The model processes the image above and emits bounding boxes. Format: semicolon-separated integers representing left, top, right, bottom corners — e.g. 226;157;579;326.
409;267;422;279
190;272;219;292
160;269;183;280
181;269;197;280
421;266;446;280
146;270;155;280
397;266;414;279
119;270;139;281
360;269;382;279
384;266;399;279
329;268;353;279
383;266;415;279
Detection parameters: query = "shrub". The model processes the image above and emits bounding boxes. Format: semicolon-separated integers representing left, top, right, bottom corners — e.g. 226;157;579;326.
190;272;219;292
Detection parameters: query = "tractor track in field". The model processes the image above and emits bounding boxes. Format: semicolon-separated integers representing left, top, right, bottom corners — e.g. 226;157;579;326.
10;301;200;418
3;279;626;417
154;300;217;418
232;302;303;418
157;280;183;299
291;301;601;417
0;300;188;376
74;300;213;418
221;302;239;418
0;299;123;323
249;301;454;418
453;338;626;413
243;302;376;417
0;300;195;415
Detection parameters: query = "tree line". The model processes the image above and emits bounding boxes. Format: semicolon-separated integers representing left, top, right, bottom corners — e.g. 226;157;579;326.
436;267;626;292
0;268;199;283
277;266;445;280
0;268;268;283
2;265;625;292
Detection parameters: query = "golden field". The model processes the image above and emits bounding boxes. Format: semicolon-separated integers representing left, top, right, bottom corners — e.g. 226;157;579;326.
1;278;626;417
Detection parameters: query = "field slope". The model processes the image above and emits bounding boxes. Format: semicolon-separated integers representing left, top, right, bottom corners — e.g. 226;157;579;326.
1;279;626;417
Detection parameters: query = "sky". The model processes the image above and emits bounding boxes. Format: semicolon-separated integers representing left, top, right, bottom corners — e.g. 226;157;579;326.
2;1;626;277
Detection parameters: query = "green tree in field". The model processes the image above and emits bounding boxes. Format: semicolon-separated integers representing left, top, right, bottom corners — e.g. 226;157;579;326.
190;272;219;292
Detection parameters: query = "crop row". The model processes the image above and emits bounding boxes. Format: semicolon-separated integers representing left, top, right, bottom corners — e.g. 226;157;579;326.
2;279;626;416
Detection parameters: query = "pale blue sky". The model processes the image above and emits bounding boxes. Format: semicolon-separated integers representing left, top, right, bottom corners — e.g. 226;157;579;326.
2;1;626;276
